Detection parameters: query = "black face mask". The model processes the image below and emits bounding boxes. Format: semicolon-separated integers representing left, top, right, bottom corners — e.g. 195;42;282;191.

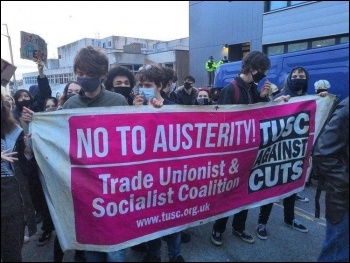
16;99;32;111
316;89;328;94
184;82;192;90
111;86;132;99
252;70;266;84
290;79;307;92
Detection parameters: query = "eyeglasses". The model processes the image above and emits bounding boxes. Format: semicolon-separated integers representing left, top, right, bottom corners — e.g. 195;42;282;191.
138;64;153;71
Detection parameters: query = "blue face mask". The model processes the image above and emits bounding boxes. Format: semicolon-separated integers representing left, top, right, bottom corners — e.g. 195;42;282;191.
77;76;101;93
197;98;209;105
139;87;155;103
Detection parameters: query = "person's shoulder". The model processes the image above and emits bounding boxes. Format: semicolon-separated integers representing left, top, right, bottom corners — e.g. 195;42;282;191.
62;94;81;109
103;90;128;105
175;86;185;94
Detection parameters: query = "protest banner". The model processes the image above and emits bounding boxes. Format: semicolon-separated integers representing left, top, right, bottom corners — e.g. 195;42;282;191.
1;58;17;87
20;31;47;62
30;95;336;252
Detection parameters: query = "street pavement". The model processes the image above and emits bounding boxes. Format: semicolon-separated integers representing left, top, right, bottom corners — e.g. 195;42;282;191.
22;183;326;262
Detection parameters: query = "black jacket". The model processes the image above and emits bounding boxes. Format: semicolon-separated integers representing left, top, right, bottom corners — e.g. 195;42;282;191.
312;97;349;224
218;76;270;105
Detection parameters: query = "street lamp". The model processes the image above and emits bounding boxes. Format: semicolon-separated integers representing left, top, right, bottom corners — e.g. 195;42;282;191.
2;23;17;92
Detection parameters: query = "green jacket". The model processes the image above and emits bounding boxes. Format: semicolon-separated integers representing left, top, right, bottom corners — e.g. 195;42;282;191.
205;59;216;72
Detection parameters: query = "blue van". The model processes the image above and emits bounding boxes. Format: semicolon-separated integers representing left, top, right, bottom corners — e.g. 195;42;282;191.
214;43;349;101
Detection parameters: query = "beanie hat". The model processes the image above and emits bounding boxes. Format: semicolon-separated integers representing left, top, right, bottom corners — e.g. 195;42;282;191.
314;79;331;92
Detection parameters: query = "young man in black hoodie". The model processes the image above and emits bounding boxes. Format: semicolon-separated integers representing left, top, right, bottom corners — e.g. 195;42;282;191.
256;66;310;241
211;51;272;246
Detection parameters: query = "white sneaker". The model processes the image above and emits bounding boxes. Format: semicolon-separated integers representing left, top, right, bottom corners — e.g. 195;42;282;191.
296;194;309;203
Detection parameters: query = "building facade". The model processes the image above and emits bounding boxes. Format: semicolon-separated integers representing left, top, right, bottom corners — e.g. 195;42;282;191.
22;36;189;96
189;1;349;87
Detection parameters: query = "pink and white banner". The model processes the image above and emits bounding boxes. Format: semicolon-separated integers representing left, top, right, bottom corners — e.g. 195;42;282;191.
31;95;336;252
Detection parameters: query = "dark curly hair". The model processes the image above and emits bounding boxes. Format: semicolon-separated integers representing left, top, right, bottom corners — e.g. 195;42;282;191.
240;51;271;74
161;67;178;88
104;66;136;90
136;64;164;88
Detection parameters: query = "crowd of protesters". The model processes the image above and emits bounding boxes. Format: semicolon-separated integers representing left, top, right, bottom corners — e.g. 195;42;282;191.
1;46;347;262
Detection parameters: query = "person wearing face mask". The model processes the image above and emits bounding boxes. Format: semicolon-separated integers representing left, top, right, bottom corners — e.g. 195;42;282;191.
57;81;82;109
135;64;185;263
254;66;311;242
195;89;213;105
44;97;58;112
1;93;37;262
61;46;128;262
274;66;310;99
62;47;128;111
160;66;178;103
104;66;136;105
12;59;55;251
176;75;198;105
314;79;331;97
13;59;52;122
211;51;273;247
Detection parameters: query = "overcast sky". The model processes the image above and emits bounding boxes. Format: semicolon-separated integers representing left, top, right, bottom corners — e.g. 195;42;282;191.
1;1;189;79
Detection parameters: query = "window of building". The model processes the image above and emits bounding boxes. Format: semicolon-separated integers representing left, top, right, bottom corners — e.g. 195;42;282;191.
134;64;143;72
48;75;53;85
291;1;306;5
266;45;284;56
265;34;349;56
103;43;105;48
64;74;69;83
109;41;112;47
164;63;173;69
269;1;287;11
55;75;60;84
312;38;335;48
340;36;349;44
267;1;307;12
120;64;132;70
288;42;308;52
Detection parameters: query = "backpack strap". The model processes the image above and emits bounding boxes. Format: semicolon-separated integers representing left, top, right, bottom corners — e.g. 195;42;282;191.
230;79;240;104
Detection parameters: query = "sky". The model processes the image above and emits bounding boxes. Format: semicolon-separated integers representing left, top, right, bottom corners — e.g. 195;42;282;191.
1;1;189;80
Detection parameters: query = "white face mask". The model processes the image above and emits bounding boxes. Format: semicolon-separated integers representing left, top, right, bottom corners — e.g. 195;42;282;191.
139;87;155;101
